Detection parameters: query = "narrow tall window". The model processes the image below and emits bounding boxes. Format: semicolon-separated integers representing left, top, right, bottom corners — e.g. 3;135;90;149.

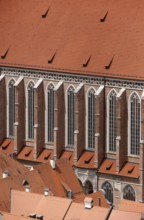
47;84;54;142
8;79;15;137
28;82;34;139
88;88;95;149
67;86;75;147
108;90;117;152
123;185;135;201
130;93;140;155
102;182;113;204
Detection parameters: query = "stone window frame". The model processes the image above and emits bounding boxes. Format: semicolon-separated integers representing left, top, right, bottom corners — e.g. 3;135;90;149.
86;87;96;150
7;78;15;138
46;83;55;144
107;89;117;153
26;81;35;140
123;185;136;201
128;92;141;156
65;85;75;148
102;181;114;204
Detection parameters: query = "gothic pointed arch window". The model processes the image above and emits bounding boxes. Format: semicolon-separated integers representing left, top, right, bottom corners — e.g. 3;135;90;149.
87;88;95;149
108;90;117;152
8;79;15;137
129;92;140;155
123;185;136;201
102;181;113;204
47;83;54;143
27;81;34;139
67;86;75;147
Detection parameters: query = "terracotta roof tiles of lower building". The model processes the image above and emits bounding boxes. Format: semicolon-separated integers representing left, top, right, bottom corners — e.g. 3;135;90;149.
74;191;110;208
119;199;144;213
109;210;142;220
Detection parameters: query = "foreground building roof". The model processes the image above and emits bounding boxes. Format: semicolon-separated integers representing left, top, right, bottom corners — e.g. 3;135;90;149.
1;0;144;80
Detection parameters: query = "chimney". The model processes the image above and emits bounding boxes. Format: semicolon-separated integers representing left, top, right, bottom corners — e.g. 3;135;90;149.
44;188;49;197
25;185;30;193
50;158;55;169
2;170;9;178
84;197;93;209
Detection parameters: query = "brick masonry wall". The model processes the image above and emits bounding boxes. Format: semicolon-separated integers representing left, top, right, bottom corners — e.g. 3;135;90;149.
14;78;25;153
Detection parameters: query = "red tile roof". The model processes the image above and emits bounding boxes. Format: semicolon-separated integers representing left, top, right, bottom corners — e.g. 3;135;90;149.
0;169;47;212
11;190;72;220
1;1;144;80
35;158;84;198
64;202;109;220
75;151;95;169
74;191;110;208
119;199;144;213
17;147;53;163
109;210;142;220
98;159;140;178
0;151;28;176
0;139;14;155
17;147;34;161
60;151;74;166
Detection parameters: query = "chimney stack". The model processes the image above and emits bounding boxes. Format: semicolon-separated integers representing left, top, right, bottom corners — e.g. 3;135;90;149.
50;158;55;169
2;170;9;178
44;188;49;197
84;197;93;209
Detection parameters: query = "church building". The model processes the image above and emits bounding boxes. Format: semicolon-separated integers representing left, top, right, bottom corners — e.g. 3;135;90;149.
0;0;144;207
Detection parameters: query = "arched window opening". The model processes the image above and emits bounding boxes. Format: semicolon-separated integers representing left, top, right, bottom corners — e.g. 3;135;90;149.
123;185;136;201
67;86;75;147
108;90;117;152
47;84;54;143
88;88;95;149
84;180;93;194
130;93;140;155
28;82;34;139
102;182;113;204
8;79;15;137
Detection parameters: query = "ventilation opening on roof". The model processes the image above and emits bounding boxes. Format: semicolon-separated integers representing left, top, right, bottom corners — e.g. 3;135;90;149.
83;56;91;67
29;213;36;219
1;48;9;59
25;150;32;157
84;155;93;164
48;51;56;64
36;214;43;220
42;7;50;18
100;11;108;22
105;56;114;70
106;162;113;171
69;154;72;160
22;179;29;186
2;142;10;150
44;153;51;160
128;166;134;174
